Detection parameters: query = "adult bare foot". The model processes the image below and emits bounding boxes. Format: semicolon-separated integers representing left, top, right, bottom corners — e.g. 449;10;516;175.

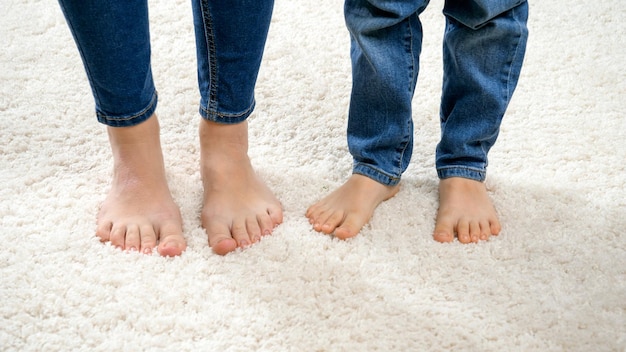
95;116;186;256
199;119;283;255
433;177;501;244
306;174;399;239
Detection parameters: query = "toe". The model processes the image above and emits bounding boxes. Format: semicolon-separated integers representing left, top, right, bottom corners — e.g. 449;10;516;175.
96;221;113;243
158;240;185;257
139;224;157;254
109;225;127;249
206;221;238;255
246;217;262;243
305;204;319;220
231;218;251;248
257;212;274;237
457;219;471;244
433;231;454;243
124;224;140;251
320;211;345;235
307;204;331;232
333;211;369;240
433;216;455;243
268;204;283;226
212;238;237;255
490;219;501;236
469;221;481;243
157;222;186;257
333;219;360;240
433;228;454;243
479;220;491;241
311;208;330;232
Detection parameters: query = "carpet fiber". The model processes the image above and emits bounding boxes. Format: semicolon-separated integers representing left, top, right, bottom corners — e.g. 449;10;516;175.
1;1;625;351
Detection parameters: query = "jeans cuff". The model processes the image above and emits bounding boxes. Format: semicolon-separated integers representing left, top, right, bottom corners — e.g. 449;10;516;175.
96;91;158;128
353;163;401;186
437;166;486;182
199;99;255;124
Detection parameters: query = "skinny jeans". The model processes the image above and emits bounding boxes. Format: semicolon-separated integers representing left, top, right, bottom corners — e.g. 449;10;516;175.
345;0;529;184
58;0;273;127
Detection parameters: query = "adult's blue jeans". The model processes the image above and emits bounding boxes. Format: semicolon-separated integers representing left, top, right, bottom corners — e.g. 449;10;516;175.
58;0;273;127
344;0;529;185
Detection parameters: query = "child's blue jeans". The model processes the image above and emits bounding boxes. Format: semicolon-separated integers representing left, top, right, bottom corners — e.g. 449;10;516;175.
344;0;529;184
58;0;273;127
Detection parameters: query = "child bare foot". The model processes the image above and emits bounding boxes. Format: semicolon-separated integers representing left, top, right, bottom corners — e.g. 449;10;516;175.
199;120;283;255
306;174;399;239
433;177;501;244
95;116;186;256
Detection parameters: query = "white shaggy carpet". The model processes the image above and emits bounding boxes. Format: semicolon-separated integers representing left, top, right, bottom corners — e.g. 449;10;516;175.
1;1;625;351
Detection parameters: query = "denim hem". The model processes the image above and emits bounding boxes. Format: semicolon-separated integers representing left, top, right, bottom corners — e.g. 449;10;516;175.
353;163;401;187
199;99;255;124
96;91;158;128
437;166;486;182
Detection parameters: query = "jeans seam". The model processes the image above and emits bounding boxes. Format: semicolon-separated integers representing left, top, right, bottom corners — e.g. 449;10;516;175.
437;165;485;172
200;0;218;113
199;101;255;121
506;4;526;102
393;15;417;176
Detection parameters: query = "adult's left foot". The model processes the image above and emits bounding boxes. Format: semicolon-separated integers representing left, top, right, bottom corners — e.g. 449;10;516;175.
199;119;283;255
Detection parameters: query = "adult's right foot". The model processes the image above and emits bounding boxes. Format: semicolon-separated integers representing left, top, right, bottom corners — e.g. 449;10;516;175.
95;115;186;256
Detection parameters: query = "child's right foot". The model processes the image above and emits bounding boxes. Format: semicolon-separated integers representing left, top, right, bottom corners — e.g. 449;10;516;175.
95;116;186;256
306;174;399;239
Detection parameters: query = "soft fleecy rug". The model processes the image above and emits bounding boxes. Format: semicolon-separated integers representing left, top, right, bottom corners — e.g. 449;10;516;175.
1;1;624;351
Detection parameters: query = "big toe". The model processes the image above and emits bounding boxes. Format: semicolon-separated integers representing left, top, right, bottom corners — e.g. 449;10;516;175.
211;238;238;255
268;205;284;225
433;230;454;243
433;219;455;243
333;214;365;240
158;238;186;257
205;221;239;256
157;224;186;257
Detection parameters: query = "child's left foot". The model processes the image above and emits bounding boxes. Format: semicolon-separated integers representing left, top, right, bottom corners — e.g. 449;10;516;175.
433;177;501;243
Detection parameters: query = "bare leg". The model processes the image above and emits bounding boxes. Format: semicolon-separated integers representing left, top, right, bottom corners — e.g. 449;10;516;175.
433;177;501;244
95;115;186;256
199;119;283;255
306;174;399;239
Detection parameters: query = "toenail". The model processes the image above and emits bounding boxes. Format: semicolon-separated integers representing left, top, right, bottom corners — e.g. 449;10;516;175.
143;248;152;254
164;241;180;249
240;240;250;247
